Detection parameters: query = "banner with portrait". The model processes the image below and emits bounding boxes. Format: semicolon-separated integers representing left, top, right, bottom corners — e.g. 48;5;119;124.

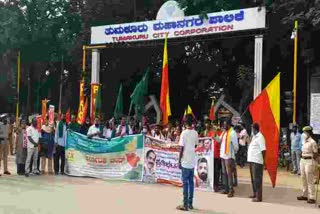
143;136;182;186
143;136;214;191
194;137;214;191
65;131;144;181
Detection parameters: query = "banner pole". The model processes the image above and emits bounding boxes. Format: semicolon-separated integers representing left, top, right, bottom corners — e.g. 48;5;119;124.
293;20;298;124
16;51;21;125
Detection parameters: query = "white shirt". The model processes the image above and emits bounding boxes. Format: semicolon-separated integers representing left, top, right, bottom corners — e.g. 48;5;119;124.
239;129;248;146
26;125;40;149
103;128;112;139
87;125;101;139
154;133;164;140
54;122;67;147
247;132;266;164
179;128;198;169
116;125;133;136
220;129;239;160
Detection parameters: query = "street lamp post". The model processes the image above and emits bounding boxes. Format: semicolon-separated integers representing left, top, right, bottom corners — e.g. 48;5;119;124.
291;20;298;124
45;65;68;118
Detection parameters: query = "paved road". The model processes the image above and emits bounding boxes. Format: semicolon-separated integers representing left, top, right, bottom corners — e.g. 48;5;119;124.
0;156;319;214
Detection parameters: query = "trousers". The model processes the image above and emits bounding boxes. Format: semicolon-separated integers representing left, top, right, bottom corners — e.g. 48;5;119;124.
25;147;39;173
221;158;234;193
249;162;263;201
9;134;15;155
0;142;9;172
291;150;301;172
300;158;316;200
214;158;222;188
54;145;65;174
181;167;194;207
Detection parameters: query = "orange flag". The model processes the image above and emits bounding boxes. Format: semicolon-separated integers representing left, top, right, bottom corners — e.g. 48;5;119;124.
160;37;171;124
66;108;71;124
209;99;215;121
249;73;280;188
41;99;49;121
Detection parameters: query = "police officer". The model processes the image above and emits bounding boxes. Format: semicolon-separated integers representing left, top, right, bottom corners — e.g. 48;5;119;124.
297;126;318;204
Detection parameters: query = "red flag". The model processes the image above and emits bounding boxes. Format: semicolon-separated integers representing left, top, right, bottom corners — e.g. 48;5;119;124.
249;73;280;188
66;108;71;124
209;99;215;121
160;37;171;124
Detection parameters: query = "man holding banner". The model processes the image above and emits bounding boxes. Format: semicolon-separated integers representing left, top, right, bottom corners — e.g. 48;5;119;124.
177;114;198;211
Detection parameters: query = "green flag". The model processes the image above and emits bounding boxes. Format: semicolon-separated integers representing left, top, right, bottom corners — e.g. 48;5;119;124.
95;86;101;118
114;84;123;120
129;68;149;119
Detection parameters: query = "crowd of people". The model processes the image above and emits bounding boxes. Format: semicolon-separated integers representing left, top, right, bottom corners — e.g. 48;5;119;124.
0;113;319;210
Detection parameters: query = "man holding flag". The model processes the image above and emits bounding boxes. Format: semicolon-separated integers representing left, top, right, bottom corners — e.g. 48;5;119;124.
248;123;266;202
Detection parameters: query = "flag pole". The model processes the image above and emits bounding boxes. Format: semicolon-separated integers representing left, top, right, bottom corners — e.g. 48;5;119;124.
16;51;21;125
293;20;298;124
82;45;86;79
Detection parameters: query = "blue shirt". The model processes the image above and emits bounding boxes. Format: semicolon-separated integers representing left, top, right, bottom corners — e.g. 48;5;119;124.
291;131;302;151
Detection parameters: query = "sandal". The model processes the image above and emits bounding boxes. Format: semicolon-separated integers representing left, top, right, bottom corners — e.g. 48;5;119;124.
176;205;188;211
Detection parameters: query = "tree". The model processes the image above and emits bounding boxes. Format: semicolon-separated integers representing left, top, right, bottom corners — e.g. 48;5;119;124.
175;0;241;16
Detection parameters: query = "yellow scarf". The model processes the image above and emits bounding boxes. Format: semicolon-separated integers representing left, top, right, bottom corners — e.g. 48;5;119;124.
224;128;233;155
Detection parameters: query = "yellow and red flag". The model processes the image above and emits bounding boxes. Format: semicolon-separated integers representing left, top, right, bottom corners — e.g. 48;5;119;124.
90;83;100;123
249;73;280;188
77;98;88;125
209;99;215;121
160;37;171;124
77;80;86;124
183;105;196;121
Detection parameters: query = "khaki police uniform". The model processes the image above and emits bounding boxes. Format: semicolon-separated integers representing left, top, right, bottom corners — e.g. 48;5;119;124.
300;137;318;200
0;122;9;173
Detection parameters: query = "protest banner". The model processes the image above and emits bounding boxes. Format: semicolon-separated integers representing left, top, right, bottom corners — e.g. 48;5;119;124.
143;136;214;191
65;131;144;181
194;137;214;191
143;136;182;186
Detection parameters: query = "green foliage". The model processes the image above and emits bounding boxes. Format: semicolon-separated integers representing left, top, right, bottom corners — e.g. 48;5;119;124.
236;65;254;113
273;0;320;29
0;0;82;62
175;0;241;16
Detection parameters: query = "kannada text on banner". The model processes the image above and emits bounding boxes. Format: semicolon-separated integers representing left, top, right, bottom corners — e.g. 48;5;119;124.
65;131;144;181
143;136;181;186
143;136;214;191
